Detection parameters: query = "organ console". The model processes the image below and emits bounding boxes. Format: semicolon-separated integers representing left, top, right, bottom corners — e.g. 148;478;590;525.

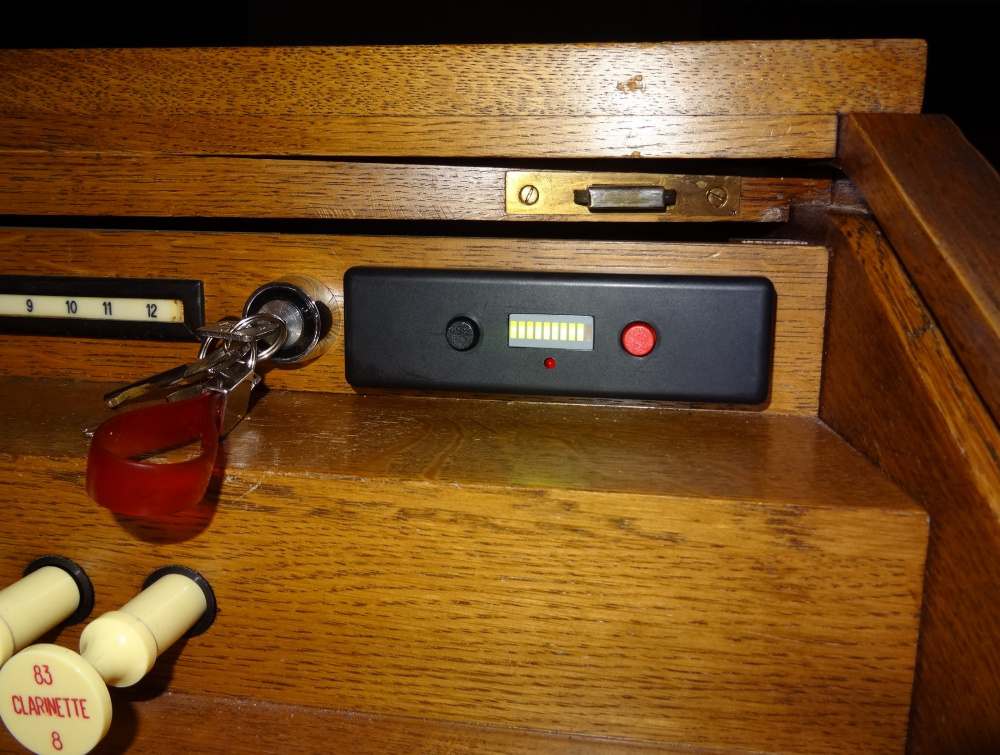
0;40;997;754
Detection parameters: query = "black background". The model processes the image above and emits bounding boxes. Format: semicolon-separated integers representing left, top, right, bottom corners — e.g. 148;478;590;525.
0;1;994;169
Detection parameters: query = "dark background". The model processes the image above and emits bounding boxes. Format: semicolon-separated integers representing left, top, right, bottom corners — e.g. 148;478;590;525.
1;1;995;168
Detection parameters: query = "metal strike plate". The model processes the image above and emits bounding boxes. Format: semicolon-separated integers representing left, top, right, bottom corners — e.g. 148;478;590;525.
505;172;741;220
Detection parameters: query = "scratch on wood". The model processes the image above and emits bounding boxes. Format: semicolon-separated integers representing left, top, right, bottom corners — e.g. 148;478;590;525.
226;470;272;508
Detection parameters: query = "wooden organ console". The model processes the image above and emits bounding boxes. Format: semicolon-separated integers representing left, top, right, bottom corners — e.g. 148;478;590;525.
0;40;998;754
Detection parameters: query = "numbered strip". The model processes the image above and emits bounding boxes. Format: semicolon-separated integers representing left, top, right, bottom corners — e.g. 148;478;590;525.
0;294;183;323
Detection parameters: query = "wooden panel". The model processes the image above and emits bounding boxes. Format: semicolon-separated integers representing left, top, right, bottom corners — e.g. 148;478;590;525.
0;43;926;116
0;41;926;158
819;211;1000;755
0;379;927;755
839;113;1000;426
89;691;745;755
0;230;828;415
0;114;840;159
0;155;830;222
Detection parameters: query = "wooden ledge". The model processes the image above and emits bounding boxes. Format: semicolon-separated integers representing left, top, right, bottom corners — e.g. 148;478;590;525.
2;378;919;512
0;380;927;753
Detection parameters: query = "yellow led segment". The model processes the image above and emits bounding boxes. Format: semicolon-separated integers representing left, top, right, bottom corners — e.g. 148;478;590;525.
508;314;593;350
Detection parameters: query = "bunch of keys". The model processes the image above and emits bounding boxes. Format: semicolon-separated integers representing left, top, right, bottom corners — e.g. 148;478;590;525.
85;313;288;517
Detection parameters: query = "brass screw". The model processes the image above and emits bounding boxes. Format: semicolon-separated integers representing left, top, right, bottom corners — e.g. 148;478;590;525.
706;187;728;208
518;184;540;206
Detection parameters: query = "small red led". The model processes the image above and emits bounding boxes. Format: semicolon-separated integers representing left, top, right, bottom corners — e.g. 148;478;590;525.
544;357;556;369
621;322;656;357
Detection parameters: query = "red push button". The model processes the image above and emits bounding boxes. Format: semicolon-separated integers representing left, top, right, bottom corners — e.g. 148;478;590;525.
621;322;656;357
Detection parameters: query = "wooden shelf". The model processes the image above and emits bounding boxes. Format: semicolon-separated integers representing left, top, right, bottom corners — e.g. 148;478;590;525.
0;380;927;754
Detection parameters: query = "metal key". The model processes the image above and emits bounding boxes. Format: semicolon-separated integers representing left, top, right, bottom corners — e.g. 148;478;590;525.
102;364;191;408
103;344;245;408
196;316;285;345
102;314;287;411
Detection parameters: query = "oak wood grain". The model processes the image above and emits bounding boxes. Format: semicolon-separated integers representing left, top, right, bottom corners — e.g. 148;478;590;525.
0;155;830;223
88;691;752;755
819;211;1000;755
0;379;921;510
0;41;926;158
0;114;841;160
839;113;1000;427
0;43;926;117
0;230;828;415
0;379;926;754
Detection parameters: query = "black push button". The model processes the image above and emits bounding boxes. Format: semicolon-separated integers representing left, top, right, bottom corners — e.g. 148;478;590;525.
446;317;480;351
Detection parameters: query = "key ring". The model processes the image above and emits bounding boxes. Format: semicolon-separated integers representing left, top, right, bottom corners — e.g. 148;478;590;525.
197;313;287;364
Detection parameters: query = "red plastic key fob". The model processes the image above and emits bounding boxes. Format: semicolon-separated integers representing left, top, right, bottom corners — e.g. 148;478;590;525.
86;391;226;517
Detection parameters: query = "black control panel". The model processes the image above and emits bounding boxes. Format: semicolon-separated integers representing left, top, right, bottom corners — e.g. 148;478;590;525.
344;268;775;403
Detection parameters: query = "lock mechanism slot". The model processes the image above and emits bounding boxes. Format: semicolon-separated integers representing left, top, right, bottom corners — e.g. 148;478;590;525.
573;185;678;213
506;171;741;220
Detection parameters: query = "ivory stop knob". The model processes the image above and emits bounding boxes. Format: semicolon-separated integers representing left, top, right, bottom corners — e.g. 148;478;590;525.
0;644;112;755
0;559;94;668
0;567;215;755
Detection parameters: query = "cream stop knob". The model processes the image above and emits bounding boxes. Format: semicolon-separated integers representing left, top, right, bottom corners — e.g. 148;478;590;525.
80;572;209;687
0;567;215;755
0;558;94;668
0;644;112;755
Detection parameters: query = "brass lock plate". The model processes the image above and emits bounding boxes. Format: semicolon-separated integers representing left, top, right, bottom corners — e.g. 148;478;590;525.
505;171;741;220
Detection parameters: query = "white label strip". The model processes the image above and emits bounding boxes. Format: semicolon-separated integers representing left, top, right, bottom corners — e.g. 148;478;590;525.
0;294;184;323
